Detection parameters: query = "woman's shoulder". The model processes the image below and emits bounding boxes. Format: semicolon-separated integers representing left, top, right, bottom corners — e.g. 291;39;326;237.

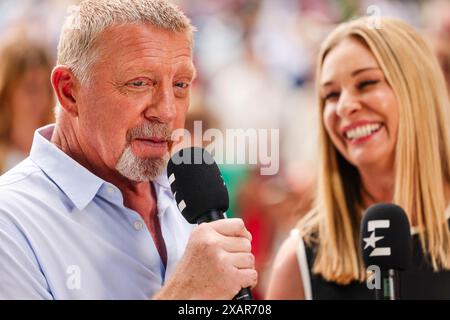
276;230;302;264
270;230;303;278
265;229;306;299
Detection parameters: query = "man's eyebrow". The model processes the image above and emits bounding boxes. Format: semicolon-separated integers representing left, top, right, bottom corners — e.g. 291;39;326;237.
321;67;381;87
119;65;154;76
177;65;197;80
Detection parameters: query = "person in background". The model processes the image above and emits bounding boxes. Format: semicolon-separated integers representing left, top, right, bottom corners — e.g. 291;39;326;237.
424;0;450;96
267;17;450;299
0;40;54;173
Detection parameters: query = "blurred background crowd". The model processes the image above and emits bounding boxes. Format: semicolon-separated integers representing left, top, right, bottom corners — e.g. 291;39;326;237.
0;0;449;299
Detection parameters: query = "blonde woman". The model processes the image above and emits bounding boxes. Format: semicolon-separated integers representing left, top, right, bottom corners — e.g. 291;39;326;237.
267;17;450;299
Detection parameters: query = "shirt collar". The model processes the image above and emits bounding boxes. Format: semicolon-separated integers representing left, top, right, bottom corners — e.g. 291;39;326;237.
30;124;105;211
152;170;171;190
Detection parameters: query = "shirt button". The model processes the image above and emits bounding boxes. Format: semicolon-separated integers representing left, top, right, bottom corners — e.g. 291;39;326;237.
107;187;115;194
133;221;144;231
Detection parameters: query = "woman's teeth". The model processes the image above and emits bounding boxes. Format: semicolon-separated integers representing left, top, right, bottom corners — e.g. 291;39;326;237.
345;123;382;140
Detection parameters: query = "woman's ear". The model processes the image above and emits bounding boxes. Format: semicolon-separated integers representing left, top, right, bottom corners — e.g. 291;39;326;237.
51;66;80;117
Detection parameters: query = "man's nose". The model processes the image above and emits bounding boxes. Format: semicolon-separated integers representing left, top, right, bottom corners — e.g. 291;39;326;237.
336;91;361;118
144;82;177;123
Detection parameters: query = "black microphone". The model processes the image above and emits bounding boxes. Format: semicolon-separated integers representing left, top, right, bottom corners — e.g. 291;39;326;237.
167;147;253;300
360;203;412;300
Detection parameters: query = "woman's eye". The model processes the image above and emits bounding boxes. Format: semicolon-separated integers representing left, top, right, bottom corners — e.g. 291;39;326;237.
358;79;379;90
324;91;340;101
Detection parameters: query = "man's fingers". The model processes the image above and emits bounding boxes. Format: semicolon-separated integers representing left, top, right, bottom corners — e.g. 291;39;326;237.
228;252;255;269
236;269;258;290
208;218;252;241
219;234;252;253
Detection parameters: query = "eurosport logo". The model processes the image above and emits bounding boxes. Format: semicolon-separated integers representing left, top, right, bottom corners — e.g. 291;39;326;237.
363;219;391;257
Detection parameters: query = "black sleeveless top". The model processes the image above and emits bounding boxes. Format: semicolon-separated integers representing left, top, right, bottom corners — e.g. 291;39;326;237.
302;220;450;299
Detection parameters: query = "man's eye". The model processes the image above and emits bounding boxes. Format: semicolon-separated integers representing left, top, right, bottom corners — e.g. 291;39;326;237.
175;82;189;89
131;80;147;87
128;79;152;88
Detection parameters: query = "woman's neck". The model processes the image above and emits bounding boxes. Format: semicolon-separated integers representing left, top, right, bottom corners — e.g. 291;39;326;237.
359;165;395;209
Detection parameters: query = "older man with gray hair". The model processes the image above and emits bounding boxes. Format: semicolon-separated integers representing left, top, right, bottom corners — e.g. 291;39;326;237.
0;0;256;299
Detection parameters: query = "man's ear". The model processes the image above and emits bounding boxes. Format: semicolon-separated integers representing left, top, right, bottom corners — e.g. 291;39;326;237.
51;66;80;117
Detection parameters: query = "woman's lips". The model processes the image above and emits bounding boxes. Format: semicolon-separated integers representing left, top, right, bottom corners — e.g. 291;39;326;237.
345;124;384;145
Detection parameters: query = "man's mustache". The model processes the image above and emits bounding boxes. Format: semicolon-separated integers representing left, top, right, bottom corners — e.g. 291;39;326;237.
126;122;172;142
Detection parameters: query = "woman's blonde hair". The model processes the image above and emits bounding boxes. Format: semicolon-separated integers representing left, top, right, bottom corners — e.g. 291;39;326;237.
299;17;450;285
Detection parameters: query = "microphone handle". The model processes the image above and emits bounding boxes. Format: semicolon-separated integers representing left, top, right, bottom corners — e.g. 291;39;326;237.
196;210;253;300
196;210;226;223
375;269;399;300
234;287;253;300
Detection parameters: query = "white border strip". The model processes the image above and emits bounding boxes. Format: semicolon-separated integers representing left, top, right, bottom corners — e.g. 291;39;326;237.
293;230;313;300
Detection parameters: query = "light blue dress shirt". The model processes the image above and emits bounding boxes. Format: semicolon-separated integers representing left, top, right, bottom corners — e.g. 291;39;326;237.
0;125;196;299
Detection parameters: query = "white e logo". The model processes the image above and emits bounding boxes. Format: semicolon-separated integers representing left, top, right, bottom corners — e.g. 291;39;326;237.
363;220;391;257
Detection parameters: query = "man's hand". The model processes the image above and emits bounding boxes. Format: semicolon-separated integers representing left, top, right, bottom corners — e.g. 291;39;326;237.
154;218;257;299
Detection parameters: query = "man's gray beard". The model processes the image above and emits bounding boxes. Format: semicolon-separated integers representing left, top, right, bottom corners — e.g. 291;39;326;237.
115;122;171;182
115;146;169;182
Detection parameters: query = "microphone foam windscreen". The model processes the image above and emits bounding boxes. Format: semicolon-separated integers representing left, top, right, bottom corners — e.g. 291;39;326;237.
360;203;412;270
167;147;229;224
